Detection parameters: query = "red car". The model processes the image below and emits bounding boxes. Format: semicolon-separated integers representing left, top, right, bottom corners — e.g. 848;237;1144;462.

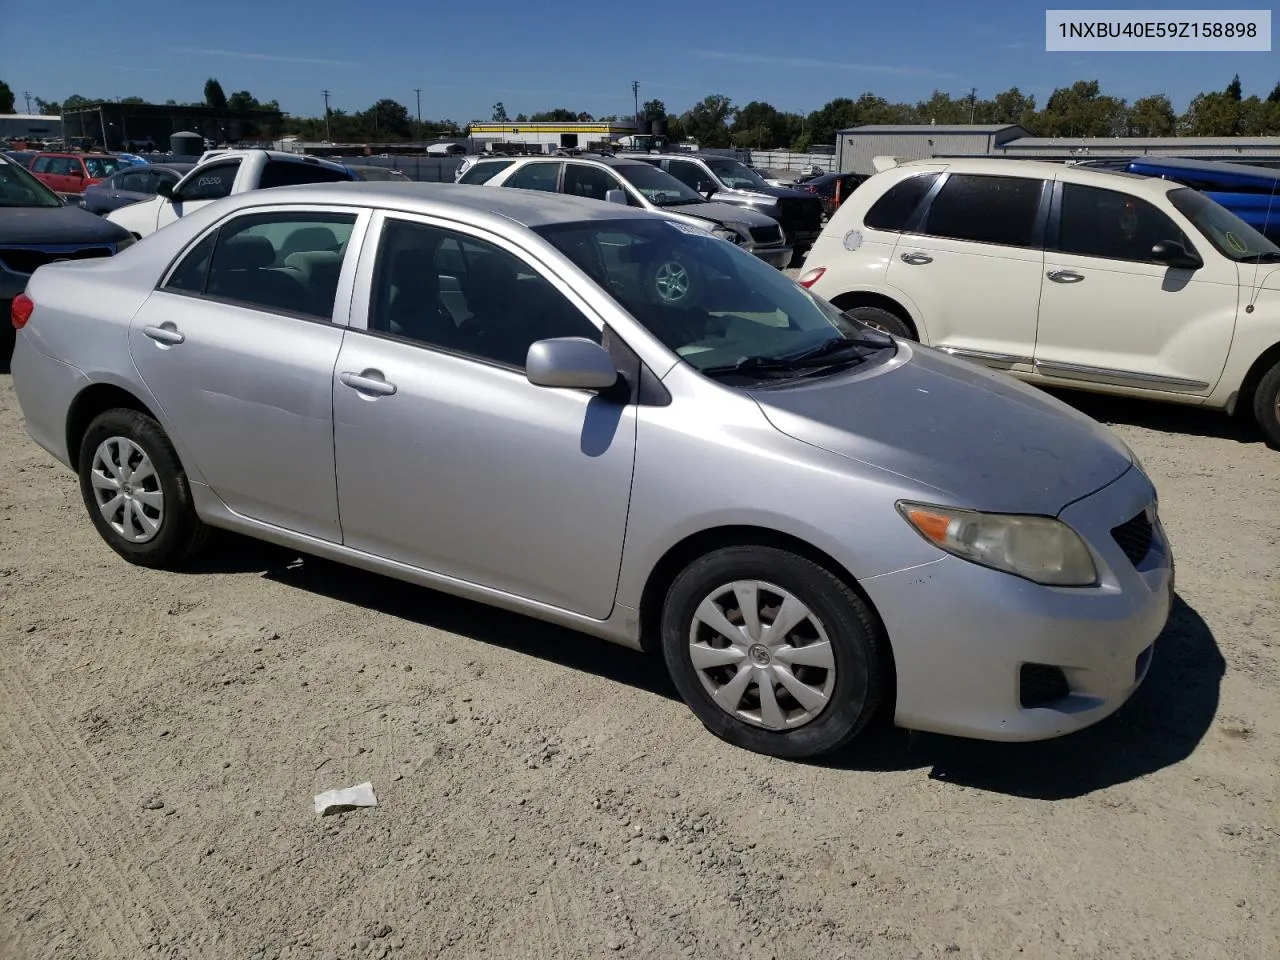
29;153;128;196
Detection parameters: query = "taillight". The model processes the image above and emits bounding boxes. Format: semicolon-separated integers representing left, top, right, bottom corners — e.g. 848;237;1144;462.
797;267;826;288
11;293;34;330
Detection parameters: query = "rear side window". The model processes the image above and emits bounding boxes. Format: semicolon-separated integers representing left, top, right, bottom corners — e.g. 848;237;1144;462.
178;160;241;202
458;160;513;184
259;160;355;189
164;233;217;294
921;174;1044;248
863;173;939;231
504;162;561;193
31;157;50;173
664;160;704;190
1057;183;1192;263
563;164;621;201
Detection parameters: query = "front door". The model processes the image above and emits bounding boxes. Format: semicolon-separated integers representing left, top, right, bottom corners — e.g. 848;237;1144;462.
1034;180;1237;395
157;158;243;231
129;206;364;541
331;214;637;618
885;171;1049;366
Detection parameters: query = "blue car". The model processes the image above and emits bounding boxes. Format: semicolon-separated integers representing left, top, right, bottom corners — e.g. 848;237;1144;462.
1110;156;1280;243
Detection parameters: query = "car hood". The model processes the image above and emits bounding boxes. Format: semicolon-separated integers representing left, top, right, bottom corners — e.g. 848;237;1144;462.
680;201;781;228
0;204;133;244
748;343;1134;515
724;185;818;203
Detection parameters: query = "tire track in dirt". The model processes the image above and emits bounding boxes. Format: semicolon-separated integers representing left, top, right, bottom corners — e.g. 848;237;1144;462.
0;661;221;955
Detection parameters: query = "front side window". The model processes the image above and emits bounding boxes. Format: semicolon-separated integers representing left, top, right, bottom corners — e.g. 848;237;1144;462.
920;173;1044;248
458;160;513;184
50;157;77;176
1057;183;1193;263
31;156;51;173
534;218;895;380
178;161;242;202
704;157;769;190
563;164;622;202
259;160;354;189
164;212;356;319
615;164;703;207
117;171;150;193
1167;186;1280;262
863;172;940;231
664;159;704;190
367;218;600;368
504;162;561;193
0;158;62;207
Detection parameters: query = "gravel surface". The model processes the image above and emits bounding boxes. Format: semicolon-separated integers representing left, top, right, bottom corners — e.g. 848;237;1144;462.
0;369;1276;960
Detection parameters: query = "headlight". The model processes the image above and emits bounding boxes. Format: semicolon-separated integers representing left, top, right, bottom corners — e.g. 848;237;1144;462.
897;501;1098;586
711;225;744;245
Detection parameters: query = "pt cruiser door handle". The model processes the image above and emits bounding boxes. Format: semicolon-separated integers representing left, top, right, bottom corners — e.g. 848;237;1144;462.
900;252;933;265
1047;270;1085;283
340;370;397;397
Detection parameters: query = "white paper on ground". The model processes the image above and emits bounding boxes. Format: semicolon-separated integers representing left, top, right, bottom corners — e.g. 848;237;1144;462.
314;781;378;815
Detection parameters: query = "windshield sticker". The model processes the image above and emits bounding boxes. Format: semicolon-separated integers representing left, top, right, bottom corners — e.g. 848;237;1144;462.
843;229;864;252
1225;232;1248;254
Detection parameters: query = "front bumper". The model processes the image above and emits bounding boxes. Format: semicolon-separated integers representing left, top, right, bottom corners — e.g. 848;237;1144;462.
747;243;793;269
862;465;1174;742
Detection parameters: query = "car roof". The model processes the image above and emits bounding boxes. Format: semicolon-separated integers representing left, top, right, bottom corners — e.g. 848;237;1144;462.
893;156;1183;200
476;154;652;169
1122;155;1280;183
210;180;661;229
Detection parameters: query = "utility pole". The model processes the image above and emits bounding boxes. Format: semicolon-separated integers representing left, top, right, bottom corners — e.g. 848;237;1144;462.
322;89;332;142
414;88;422;136
632;81;640;123
23;91;32;113
969;87;977;123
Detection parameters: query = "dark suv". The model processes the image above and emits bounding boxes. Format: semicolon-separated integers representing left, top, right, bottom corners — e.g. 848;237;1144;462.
625;153;825;261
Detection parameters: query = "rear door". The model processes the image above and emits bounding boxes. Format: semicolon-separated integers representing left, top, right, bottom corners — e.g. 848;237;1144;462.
1033;179;1237;395
885;171;1049;366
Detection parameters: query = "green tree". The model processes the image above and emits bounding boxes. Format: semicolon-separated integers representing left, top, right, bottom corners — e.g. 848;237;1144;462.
1226;74;1243;101
805;97;858;146
1180;92;1240;135
1239;96;1280;135
360;99;412;139
530;108;580;122
1126;94;1177;136
1035;80;1127;137
491;102;508;122
985;87;1037;127
227;90;260;111
62;94;93;110
731;100;789;147
0;80;14;114
514;113;529;122
913;90;968;125
1268;81;1280;104
120;96;146;105
680;94;734;147
641;98;667;121
204;78;228;109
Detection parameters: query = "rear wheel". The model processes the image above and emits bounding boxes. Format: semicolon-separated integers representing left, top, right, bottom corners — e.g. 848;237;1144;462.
842;305;913;339
1252;359;1280;449
77;408;209;568
660;546;888;759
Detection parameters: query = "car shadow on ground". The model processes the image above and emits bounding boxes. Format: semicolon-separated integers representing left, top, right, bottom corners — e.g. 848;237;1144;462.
1048;387;1266;445
186;538;1223;801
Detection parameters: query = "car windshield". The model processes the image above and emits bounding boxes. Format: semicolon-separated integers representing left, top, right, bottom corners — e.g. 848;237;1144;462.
615;164;705;207
706;158;770;190
534;217;894;381
0;157;63;207
84;157;126;178
1168;187;1280;261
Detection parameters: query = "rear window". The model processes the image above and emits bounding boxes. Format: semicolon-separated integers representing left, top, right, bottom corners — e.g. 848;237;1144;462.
863;172;940;231
458;160;514;184
920;173;1044;248
259;160;355;189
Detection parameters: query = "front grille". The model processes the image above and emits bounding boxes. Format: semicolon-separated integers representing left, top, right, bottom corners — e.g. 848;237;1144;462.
1019;663;1070;709
0;245;114;276
1111;509;1154;567
749;225;783;245
778;197;823;232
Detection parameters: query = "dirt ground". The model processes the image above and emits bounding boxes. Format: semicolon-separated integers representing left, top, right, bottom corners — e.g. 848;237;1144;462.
0;368;1276;960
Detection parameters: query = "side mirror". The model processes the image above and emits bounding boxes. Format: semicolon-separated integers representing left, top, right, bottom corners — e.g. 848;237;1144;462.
1151;239;1202;270
696;180;716;198
526;337;620;391
604;188;628;205
157;180;175;200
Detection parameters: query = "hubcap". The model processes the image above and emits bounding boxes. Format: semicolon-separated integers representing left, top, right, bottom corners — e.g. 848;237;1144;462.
653;261;691;303
688;580;836;731
90;437;164;544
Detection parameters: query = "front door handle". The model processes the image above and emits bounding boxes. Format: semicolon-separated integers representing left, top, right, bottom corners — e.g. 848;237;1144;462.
1047;270;1085;283
340;370;397;397
900;252;933;265
143;323;185;345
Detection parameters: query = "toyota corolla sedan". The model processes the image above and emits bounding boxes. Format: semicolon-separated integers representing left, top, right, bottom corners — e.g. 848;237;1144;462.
9;182;1174;759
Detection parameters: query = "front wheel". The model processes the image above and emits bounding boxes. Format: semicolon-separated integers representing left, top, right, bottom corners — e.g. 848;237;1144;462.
1252;360;1280;449
660;546;888;759
77;408;210;568
842;305;913;339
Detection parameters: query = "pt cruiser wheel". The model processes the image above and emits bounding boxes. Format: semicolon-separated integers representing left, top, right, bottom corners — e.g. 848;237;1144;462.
661;546;887;759
1252;359;1280;449
78;408;209;569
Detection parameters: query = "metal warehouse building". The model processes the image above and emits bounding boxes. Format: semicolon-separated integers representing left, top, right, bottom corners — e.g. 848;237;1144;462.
468;120;639;153
0;114;63;142
837;124;1280;173
837;124;1030;173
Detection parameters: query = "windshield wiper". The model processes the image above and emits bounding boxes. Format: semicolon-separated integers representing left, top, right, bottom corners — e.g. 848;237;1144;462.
699;336;889;380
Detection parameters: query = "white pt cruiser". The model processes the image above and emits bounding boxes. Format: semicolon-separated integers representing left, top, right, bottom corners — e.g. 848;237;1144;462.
799;158;1280;448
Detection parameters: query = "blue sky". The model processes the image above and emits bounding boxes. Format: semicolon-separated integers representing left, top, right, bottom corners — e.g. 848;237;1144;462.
7;1;1276;120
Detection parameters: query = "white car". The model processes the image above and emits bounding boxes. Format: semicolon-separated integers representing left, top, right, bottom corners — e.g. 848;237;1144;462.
798;158;1280;447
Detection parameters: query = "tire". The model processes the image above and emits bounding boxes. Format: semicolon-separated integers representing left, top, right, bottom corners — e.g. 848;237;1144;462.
659;545;888;759
842;305;913;339
642;255;702;309
77;408;210;568
1252;359;1280;449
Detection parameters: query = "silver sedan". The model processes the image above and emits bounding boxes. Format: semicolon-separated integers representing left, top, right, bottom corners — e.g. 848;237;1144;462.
9;182;1174;758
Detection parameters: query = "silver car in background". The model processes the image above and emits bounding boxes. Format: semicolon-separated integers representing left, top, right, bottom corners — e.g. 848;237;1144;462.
10;182;1174;759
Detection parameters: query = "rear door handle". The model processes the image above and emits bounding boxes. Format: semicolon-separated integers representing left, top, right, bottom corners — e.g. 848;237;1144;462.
143;323;185;345
340;370;397;397
900;252;933;265
1047;270;1085;283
